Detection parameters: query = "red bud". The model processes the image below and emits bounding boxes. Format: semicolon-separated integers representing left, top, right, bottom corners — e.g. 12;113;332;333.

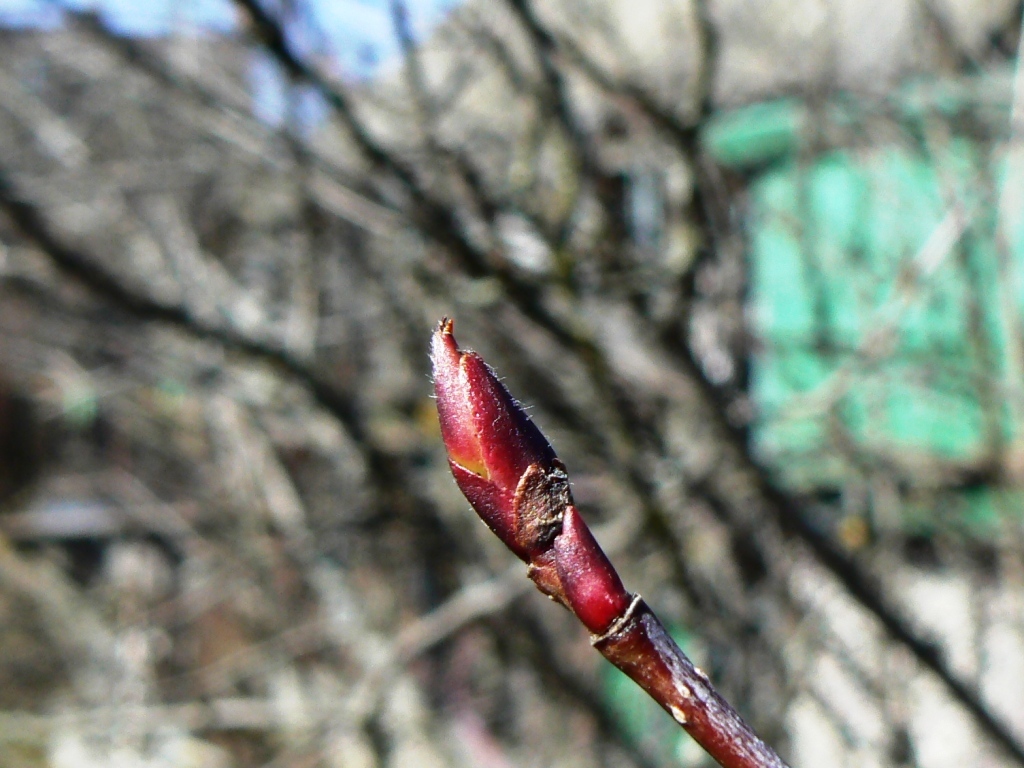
430;320;488;478
554;505;631;633
431;319;559;558
431;319;630;631
430;320;789;768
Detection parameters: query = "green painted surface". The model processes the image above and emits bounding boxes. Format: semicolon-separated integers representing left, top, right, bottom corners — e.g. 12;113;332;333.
747;141;1006;483
699;70;1024;528
701;99;805;168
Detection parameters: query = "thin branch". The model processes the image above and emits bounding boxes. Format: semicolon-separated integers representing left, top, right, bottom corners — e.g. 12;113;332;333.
232;0;495;276
432;319;788;768
502;0;599;179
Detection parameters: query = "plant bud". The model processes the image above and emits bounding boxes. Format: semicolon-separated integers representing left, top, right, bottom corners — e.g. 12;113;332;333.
553;505;631;633
431;318;561;558
430;321;788;768
431;319;631;634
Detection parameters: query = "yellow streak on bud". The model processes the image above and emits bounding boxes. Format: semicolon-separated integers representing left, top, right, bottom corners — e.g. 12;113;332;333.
452;456;489;479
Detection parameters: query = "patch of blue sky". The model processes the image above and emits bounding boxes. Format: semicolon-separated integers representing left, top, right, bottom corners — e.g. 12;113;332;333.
0;0;458;70
295;0;461;78
0;0;458;75
0;0;62;26
320;2;397;77
249;50;330;129
0;0;237;34
0;0;460;122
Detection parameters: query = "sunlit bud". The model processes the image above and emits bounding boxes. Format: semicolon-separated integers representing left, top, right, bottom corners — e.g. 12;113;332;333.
430;318;562;558
430;318;787;768
431;319;631;635
553;505;631;633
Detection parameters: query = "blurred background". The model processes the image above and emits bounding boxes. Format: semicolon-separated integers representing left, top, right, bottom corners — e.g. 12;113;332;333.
2;1;1024;766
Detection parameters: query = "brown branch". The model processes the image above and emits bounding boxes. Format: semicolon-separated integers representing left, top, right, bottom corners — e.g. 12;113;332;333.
232;0;495;274
502;0;599;178
596;597;786;768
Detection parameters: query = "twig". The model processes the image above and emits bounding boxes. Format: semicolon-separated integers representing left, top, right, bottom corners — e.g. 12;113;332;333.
431;318;788;768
